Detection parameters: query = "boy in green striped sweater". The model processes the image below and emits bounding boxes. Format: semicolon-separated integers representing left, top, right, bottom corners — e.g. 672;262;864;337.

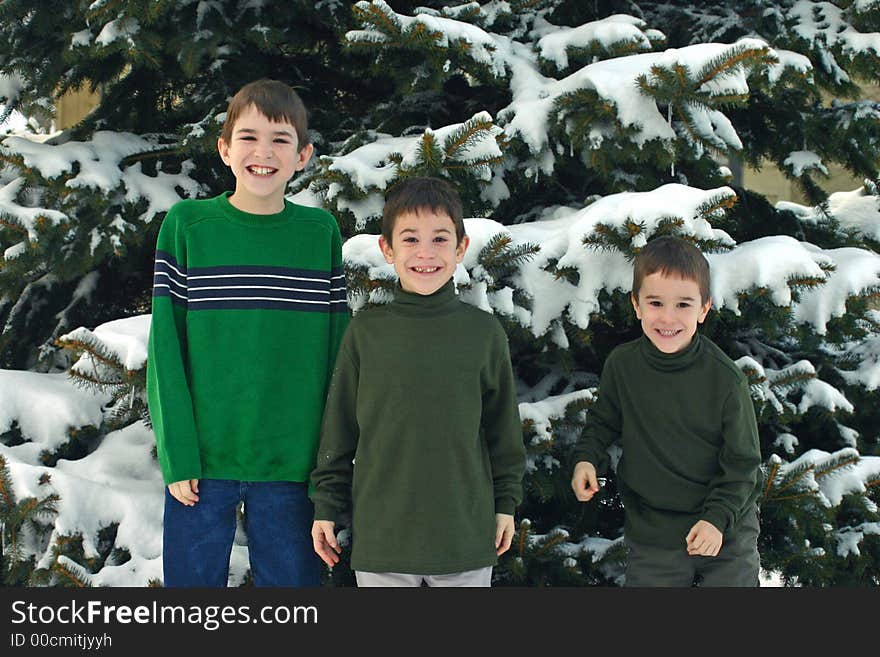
147;79;348;587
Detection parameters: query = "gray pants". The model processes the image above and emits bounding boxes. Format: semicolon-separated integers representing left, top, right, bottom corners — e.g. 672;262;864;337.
355;566;493;587
624;506;761;587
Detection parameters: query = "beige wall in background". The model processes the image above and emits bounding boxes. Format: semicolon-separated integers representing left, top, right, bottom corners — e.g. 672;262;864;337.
741;80;880;205
55;85;101;130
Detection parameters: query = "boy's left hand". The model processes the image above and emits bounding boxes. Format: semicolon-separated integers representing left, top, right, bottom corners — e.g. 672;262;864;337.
686;520;723;556
495;513;515;556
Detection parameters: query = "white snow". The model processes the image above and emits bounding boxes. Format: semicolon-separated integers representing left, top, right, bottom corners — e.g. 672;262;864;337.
0;370;110;458
0;177;68;240
323;113;503;227
783;150;828;177
95;17;140;47
534;14;655;70
836;332;880;390
793;245;880;333
5;422;165;586
779;185;880;242
769;448;880;508
61;315;152;372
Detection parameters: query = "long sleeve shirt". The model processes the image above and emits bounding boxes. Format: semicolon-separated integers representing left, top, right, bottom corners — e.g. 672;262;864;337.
310;280;526;574
571;333;761;548
146;192;349;484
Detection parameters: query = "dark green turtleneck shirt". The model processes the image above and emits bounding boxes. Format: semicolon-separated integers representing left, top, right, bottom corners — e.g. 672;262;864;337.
572;333;761;549
310;279;526;574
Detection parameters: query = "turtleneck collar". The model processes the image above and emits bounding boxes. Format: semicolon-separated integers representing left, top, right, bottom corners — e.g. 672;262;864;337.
639;331;703;372
389;278;459;317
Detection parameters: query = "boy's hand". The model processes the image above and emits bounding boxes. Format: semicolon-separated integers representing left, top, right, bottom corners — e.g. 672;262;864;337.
686;520;723;556
311;520;341;567
168;479;199;506
495;513;515;556
571;461;601;501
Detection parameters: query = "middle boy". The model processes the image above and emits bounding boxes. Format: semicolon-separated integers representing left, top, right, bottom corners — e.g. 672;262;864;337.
310;176;526;587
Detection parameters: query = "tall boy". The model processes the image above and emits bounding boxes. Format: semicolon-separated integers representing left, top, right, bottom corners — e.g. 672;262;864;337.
309;177;526;587
571;236;762;586
147;79;348;587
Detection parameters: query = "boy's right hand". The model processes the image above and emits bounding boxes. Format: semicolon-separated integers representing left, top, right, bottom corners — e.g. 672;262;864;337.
168;479;200;506
571;461;601;501
311;520;341;568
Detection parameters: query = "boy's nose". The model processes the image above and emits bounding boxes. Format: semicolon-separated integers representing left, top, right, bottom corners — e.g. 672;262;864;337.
254;141;274;158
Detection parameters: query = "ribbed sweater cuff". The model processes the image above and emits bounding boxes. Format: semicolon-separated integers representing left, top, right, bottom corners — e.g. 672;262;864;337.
313;502;345;524
701;507;730;535
495;496;517;515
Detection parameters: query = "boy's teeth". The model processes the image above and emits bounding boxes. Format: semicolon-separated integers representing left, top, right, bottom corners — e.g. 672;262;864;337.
658;329;679;336
413;267;439;273
248;166;275;175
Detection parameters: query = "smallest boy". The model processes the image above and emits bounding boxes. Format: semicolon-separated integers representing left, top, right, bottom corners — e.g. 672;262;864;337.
571;236;762;586
310;177;526;586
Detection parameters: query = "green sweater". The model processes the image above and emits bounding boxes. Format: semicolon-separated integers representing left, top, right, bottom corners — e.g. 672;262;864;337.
571;333;761;548
146;193;349;484
310;280;526;575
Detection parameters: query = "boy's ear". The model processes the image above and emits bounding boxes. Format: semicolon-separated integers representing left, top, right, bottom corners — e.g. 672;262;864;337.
455;235;470;262
630;292;642;320
217;137;231;166
294;142;314;171
378;235;394;264
698;297;713;323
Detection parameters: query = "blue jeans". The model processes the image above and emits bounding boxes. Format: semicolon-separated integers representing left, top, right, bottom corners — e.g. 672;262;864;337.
162;479;319;587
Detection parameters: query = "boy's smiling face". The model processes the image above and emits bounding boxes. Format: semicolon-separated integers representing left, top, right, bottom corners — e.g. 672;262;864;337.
217;104;313;214
379;209;469;295
631;271;712;354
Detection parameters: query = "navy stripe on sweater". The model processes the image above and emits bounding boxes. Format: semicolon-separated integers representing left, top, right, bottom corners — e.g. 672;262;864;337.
152;251;348;312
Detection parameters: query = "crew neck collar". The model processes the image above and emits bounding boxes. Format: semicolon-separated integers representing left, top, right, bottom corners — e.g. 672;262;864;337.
217;192;292;226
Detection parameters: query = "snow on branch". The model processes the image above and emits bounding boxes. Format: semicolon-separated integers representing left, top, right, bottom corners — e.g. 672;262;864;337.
308;112;504;229
534;14;662;71
779;183;880;243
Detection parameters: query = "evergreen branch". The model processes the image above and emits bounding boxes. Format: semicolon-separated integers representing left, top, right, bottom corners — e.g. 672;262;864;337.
813;456;859;480
0;216;30;238
771;464;815;497
352;1;402;37
118;148;179;167
0;455;16;514
416;132;442;170
443;155;505;170
786;275;827;291
533;531;567;557
695;45;773;88
516;519;530;558
695;193;737;222
55;337;124;370
51;557;92;588
705;92;750;107
762;461;780;499
443;117;495;159
768;491;819;502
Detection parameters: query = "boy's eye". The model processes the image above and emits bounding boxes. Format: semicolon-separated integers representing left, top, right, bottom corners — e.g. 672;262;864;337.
649;301;662;307
402;236;418;243
433;236;448;243
274;138;291;144
677;302;692;308
239;135;256;141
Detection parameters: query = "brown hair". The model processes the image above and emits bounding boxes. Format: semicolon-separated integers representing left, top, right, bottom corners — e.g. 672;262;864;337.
219;79;309;148
632;236;711;303
381;177;465;245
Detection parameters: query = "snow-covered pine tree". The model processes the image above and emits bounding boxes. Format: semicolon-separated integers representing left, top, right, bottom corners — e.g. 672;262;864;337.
1;0;879;586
